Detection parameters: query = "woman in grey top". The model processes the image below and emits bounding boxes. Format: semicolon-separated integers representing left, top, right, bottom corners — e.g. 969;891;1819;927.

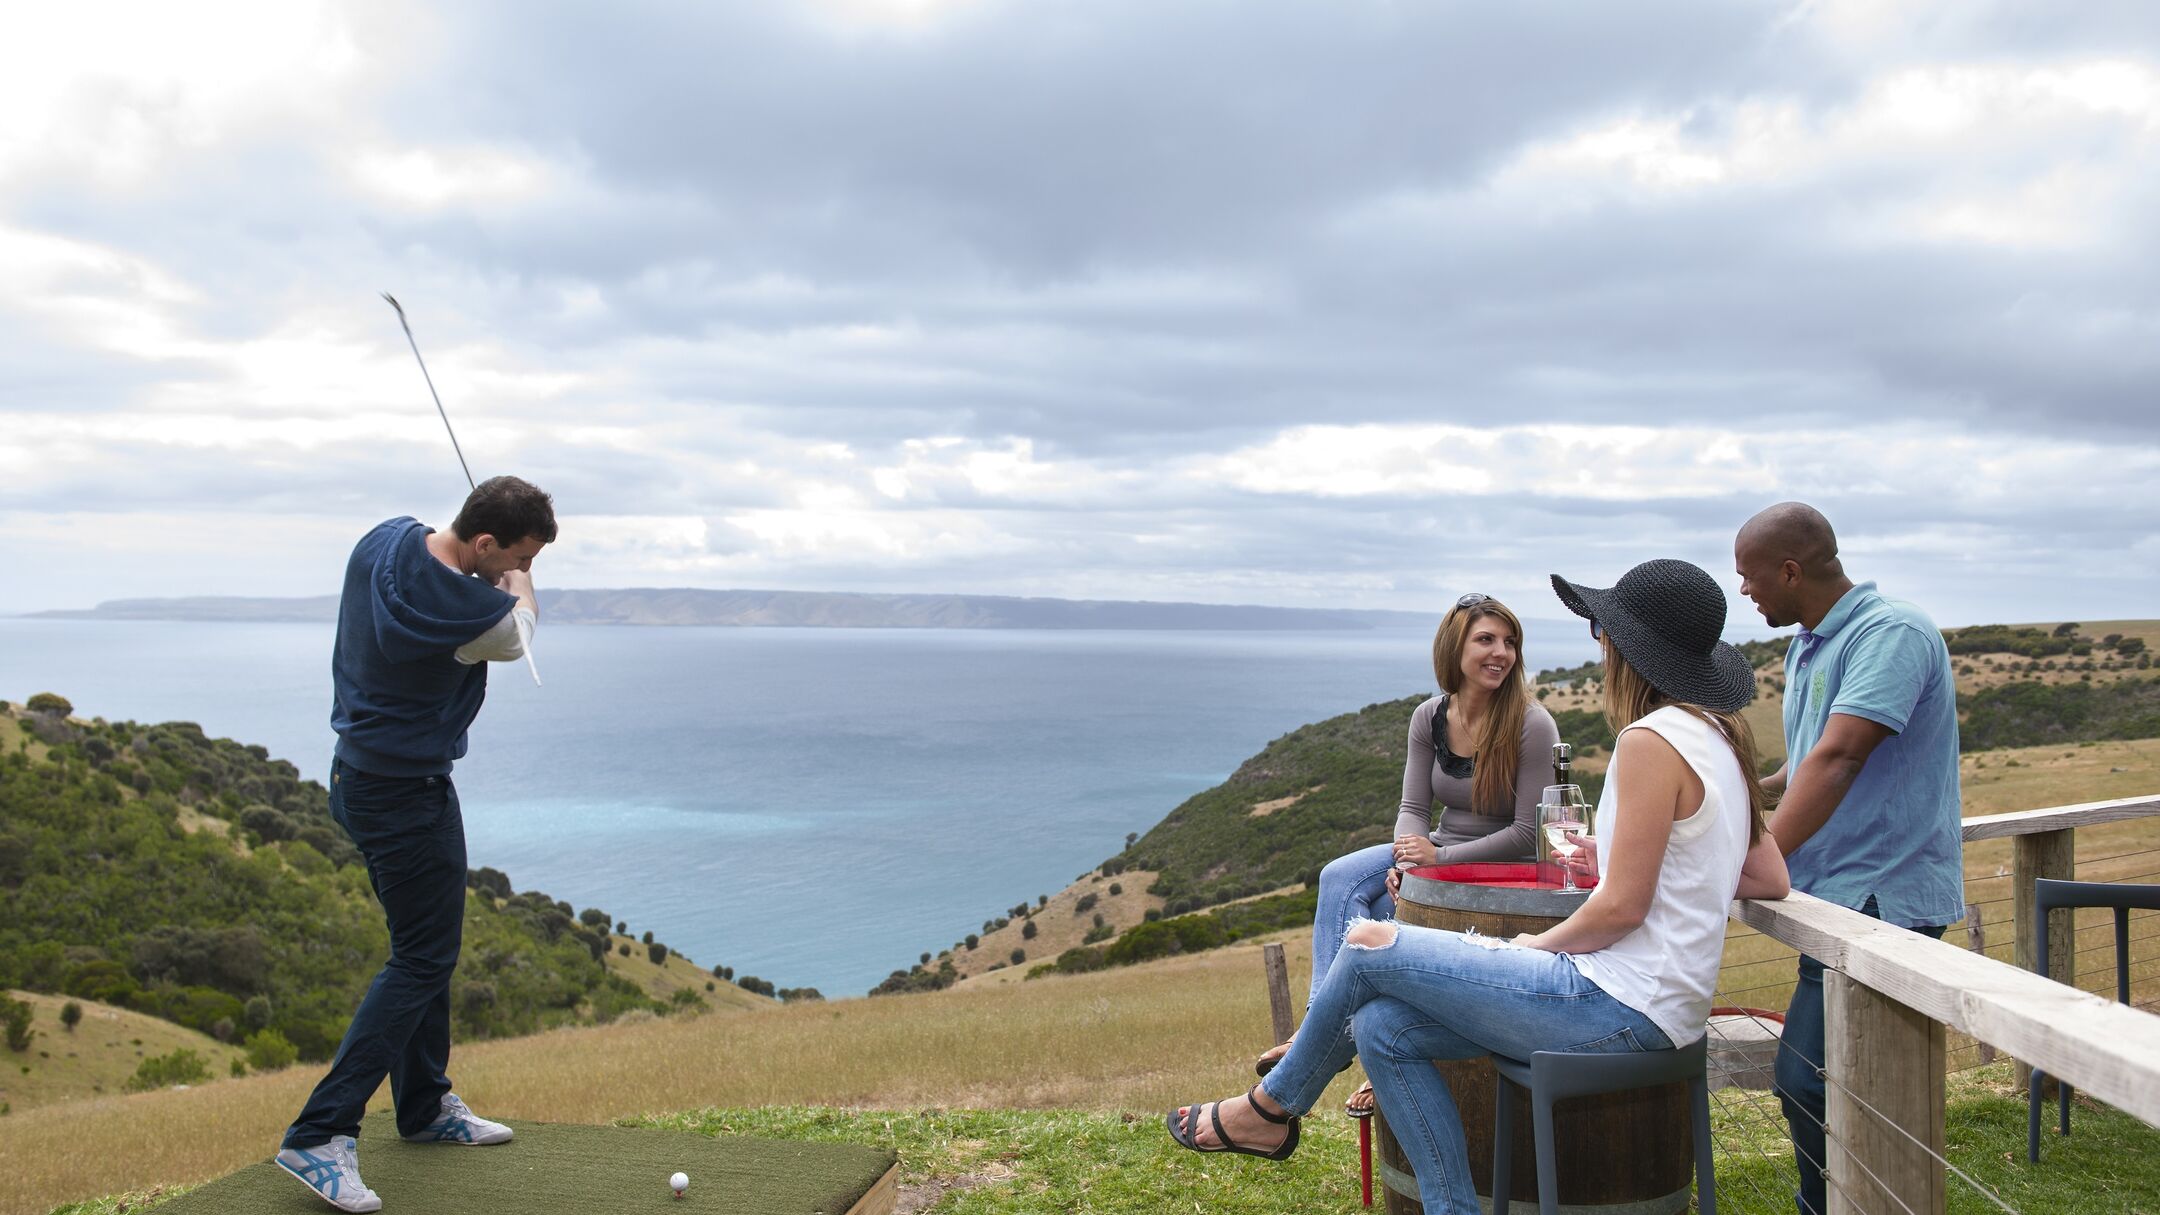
1258;593;1560;1107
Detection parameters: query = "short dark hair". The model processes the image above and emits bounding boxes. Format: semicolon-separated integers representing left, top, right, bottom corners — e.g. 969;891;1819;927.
451;476;557;546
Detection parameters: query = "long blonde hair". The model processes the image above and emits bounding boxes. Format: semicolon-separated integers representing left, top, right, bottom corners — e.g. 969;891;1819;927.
1431;599;1531;817
1600;638;1772;842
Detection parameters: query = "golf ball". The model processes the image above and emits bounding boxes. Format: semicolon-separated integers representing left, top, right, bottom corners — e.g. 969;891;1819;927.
670;1171;689;1195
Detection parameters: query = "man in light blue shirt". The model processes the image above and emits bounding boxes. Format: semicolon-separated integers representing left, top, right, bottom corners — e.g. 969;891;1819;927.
1734;502;1964;1215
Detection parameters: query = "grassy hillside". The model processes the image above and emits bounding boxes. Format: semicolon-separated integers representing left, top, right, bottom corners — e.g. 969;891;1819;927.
0;699;771;1068
601;934;780;1011
0;992;244;1115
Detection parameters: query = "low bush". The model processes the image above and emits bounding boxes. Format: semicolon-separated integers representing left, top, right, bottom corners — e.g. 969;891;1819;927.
126;1047;210;1092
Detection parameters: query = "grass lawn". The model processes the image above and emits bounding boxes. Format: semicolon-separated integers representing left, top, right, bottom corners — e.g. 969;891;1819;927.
55;1065;2158;1215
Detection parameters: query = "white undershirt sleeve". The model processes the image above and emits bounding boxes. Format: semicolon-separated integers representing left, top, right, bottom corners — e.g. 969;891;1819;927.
455;607;536;665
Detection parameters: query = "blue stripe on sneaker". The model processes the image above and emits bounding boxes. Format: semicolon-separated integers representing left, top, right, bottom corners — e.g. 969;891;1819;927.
279;1149;346;1198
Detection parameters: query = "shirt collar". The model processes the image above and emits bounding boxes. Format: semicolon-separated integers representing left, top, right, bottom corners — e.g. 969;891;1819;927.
1806;581;1877;641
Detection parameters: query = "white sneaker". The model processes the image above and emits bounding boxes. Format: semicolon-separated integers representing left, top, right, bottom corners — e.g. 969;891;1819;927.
402;1092;514;1145
275;1135;383;1213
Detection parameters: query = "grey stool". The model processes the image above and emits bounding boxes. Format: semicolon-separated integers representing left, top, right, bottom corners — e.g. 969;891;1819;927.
2027;877;2160;1162
1491;1036;1715;1215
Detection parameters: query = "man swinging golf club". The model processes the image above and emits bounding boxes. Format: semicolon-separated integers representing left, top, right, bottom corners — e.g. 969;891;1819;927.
274;475;555;1212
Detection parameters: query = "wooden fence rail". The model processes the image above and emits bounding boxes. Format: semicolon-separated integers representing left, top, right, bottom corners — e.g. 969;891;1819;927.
1729;794;2160;1215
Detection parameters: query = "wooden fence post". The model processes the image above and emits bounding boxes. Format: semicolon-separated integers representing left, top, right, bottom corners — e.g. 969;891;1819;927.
1825;969;1945;1215
2012;829;2075;1093
1262;942;1295;1047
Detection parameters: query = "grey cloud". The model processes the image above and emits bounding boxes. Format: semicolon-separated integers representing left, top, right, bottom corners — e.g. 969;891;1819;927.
5;0;2160;623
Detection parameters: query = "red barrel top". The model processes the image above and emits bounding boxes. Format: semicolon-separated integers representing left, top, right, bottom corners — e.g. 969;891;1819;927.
1410;862;1598;891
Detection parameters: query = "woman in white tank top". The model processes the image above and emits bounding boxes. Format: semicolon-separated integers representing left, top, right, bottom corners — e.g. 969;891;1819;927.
1166;560;1790;1215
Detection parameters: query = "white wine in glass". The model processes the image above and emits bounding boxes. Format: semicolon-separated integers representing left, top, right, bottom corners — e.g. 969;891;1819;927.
1539;783;1591;894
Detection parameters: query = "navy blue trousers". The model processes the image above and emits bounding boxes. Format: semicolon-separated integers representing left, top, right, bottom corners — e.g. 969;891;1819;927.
1774;898;1946;1215
284;758;467;1148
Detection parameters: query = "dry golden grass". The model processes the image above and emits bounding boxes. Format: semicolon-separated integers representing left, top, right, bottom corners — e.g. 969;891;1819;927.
0;992;245;1116
1961;737;2160;813
1248;786;1323;817
0;932;1354;1215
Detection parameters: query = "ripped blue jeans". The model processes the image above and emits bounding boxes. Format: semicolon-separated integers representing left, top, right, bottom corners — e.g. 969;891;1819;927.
1258;921;1671;1215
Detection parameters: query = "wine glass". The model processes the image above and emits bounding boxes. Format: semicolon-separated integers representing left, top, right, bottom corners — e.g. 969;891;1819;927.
1539;784;1591;894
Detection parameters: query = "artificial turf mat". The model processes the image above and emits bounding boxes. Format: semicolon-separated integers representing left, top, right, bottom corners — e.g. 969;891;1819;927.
156;1113;897;1214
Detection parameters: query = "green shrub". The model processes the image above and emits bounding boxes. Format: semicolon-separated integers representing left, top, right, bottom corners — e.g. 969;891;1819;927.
1551;708;1617;754
244;1028;299;1071
647;941;668;966
60;1001;81;1033
1945;625;2076;659
1959;678;2160;750
25;693;72;717
126;1047;210;1092
0;996;31;1052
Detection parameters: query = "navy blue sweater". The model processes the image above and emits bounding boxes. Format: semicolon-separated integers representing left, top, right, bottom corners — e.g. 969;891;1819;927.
330;518;516;777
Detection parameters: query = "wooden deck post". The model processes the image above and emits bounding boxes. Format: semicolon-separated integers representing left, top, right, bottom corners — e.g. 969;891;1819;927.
1262;942;1296;1047
2012;829;2075;1093
1825;969;1945;1215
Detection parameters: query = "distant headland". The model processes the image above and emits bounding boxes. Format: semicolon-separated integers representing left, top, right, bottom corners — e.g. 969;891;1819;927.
25;589;1440;631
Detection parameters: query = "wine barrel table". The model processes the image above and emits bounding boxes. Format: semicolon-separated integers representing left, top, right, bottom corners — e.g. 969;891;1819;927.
1374;862;1693;1215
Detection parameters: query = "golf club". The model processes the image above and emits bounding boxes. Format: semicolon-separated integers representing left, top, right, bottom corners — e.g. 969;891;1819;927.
381;292;542;686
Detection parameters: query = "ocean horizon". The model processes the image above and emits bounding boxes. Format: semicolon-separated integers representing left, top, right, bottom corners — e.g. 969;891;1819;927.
3;617;1623;994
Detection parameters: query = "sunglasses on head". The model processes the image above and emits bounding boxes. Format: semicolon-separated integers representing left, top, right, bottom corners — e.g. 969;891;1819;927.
1455;593;1491;611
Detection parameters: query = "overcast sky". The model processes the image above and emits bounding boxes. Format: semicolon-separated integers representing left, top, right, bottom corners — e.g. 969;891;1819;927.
4;0;2156;627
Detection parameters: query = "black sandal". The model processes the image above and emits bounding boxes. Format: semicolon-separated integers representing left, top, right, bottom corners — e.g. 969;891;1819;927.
1165;1086;1301;1162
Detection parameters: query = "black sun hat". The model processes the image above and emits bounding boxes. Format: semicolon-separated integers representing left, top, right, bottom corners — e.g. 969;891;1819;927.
1549;559;1755;713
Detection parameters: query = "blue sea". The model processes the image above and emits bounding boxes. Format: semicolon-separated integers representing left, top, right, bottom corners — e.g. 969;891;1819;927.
1;618;1607;995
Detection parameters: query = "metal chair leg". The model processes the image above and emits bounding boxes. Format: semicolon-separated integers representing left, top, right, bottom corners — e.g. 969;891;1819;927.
1691;1073;1716;1215
1532;1090;1562;1215
1492;1076;1515;1215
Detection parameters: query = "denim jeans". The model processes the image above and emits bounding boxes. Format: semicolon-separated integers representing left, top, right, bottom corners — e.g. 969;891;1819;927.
284;758;468;1148
1259;921;1671;1214
1309;843;1398;1003
1774;897;1946;1215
